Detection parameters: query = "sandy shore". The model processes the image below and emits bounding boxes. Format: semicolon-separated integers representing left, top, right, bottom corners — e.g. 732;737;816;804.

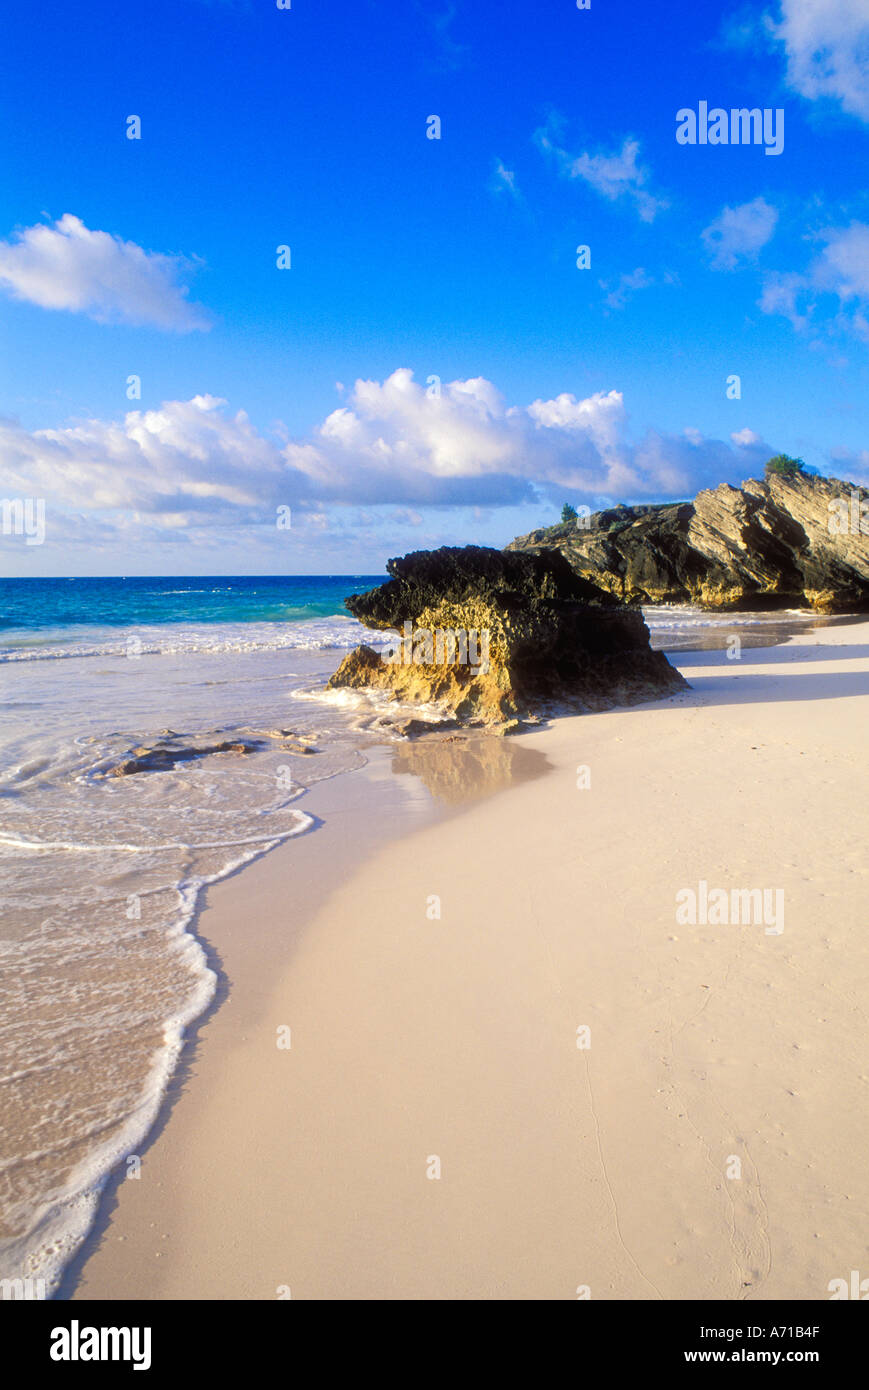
68;621;869;1301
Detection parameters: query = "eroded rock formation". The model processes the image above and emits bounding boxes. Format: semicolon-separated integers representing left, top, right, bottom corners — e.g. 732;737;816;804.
328;546;687;729
508;474;869;612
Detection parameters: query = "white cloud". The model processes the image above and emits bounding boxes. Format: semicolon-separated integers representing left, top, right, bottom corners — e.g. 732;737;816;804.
731;427;761;446
702;197;778;270
773;0;869;121
758;270;812;330
759;220;869;336
492;159;520;199
0;214;210;330
0;396;284;525
524;387;624;449
291;370;654;501
536;124;667;222
0;373;773;550
600;267;655;310
813;221;869;299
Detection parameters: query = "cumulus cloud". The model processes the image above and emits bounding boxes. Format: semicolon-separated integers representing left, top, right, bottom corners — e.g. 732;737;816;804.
0;214;210;330
536;122;667;222
0;372;774;548
759;221;869;337
0;396;288;527
283;369;726;502
702;197;778;270
772;0;869;122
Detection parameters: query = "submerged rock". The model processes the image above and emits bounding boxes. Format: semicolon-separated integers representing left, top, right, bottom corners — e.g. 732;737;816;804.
109;739;256;776
508;473;869;612
103;727;319;777
328;546;686;728
279;738;319;754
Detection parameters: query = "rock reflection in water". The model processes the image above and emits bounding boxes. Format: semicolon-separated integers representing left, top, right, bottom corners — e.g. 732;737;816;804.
390;732;550;806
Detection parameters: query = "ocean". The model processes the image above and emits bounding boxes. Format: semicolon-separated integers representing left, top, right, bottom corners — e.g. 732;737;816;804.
0;575;842;1296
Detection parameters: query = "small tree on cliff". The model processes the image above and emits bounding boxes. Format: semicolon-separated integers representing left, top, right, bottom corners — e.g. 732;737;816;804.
765;454;806;480
561;503;578;523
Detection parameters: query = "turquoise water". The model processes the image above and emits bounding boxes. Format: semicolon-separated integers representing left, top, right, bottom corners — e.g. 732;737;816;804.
0;575;385;632
0;575;840;653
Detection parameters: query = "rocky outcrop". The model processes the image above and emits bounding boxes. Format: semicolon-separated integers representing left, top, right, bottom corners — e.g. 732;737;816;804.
328;546;687;729
507;474;869;612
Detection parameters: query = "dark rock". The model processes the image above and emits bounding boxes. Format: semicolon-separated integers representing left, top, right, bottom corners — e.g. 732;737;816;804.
507;474;869;612
328;545;686;727
109;740;257;776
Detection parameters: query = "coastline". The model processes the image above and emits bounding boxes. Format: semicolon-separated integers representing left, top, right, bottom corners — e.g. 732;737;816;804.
67;620;869;1301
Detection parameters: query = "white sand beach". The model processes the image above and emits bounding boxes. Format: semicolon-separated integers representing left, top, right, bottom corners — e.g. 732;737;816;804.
69;621;869;1301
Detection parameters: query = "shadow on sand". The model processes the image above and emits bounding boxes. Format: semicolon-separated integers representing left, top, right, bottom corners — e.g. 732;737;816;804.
662;641;869;707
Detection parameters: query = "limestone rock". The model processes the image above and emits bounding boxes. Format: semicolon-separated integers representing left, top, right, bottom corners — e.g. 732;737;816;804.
507;474;869;612
101;727;317;776
108;739;255;777
328;546;686;727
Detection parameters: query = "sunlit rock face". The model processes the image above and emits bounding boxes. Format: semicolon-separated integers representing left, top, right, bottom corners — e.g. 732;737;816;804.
508;475;869;613
328;546;687;731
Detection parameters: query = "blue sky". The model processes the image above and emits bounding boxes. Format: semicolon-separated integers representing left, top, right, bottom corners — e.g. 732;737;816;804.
2;0;869;574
